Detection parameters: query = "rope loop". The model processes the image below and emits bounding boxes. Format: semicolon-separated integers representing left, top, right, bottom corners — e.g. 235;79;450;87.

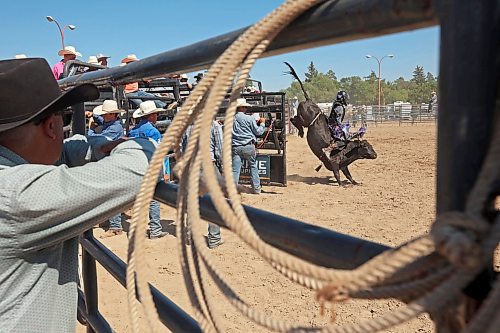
431;211;490;270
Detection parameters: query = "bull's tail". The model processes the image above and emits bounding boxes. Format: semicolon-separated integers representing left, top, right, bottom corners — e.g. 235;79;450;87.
284;62;310;101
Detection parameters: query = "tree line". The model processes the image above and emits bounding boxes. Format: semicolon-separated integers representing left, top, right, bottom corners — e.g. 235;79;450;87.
282;61;438;105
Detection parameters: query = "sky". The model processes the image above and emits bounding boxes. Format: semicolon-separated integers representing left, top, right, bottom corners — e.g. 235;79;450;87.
0;1;439;92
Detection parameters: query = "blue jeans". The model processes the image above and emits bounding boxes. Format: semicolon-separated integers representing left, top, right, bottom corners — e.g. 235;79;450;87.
232;144;261;192
128;90;166;109
108;213;122;230
149;200;163;236
207;223;221;246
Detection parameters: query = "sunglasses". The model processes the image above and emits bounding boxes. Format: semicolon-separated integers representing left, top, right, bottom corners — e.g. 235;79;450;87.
32;109;66;126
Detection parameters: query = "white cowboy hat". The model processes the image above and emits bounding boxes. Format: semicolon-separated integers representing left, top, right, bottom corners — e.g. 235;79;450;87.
235;98;251;108
121;54;139;63
180;73;188;80
15;54;27;59
92;100;123;116
58;46;82;57
135;100;163;117
132;108;143;119
166;101;178;110
96;53;110;60
87;56;99;64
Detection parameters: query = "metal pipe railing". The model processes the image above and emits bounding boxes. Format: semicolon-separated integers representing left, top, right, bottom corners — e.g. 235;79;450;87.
58;0;436;88
154;182;389;269
80;235;202;333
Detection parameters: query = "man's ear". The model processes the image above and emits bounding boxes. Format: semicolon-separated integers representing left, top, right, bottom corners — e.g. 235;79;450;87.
41;114;58;140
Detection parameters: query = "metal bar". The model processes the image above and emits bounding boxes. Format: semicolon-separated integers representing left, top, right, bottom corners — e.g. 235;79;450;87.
78;289;113;333
63;60;107;77
435;0;498;329
58;0;436;88
79;236;202;333
71;103;86;135
436;0;497;213
154;182;389;269
81;230;99;333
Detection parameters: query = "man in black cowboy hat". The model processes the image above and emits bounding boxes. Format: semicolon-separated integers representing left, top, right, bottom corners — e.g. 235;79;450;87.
193;72;204;87
0;58;156;332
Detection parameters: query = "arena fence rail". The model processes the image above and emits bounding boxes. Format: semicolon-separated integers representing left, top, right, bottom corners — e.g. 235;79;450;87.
60;0;498;332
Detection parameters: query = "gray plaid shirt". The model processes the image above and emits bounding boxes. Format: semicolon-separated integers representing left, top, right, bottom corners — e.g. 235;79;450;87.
0;135;155;333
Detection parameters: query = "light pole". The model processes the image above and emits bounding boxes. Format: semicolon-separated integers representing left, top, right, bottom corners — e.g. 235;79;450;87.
365;54;394;115
46;16;76;49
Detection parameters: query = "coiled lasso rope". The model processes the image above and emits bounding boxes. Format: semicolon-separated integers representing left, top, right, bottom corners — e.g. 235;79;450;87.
126;0;500;332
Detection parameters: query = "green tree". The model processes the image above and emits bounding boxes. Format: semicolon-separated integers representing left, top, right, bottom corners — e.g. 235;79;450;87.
326;69;337;81
304;61;319;82
408;65;428;104
411;66;426;84
282;61;438;106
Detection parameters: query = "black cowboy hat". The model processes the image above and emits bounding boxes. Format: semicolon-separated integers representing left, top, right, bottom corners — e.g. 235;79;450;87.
194;72;204;79
0;58;99;132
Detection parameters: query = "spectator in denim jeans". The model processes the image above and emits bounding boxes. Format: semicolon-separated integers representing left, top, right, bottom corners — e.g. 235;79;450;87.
87;100;126;238
179;120;225;248
128;100;168;239
207;120;224;248
231;98;265;194
121;54;166;109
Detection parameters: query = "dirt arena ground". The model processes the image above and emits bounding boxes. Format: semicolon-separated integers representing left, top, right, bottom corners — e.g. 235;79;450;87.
79;122;442;332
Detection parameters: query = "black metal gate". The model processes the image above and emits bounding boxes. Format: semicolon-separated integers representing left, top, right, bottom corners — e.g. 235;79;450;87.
57;1;497;332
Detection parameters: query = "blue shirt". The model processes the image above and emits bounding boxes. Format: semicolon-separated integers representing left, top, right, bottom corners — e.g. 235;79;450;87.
128;120;162;143
232;112;265;146
87;118;123;141
210;121;223;162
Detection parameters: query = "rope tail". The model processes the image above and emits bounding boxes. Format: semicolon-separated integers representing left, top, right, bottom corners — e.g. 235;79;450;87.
284;61;310;101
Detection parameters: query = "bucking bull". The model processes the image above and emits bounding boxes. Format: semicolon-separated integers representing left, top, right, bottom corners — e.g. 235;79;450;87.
285;62;377;186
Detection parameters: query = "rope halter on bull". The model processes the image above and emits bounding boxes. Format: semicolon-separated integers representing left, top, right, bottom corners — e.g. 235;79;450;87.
309;110;322;126
126;1;500;332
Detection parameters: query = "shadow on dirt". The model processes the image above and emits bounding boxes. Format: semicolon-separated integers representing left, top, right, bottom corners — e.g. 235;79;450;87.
287;173;333;185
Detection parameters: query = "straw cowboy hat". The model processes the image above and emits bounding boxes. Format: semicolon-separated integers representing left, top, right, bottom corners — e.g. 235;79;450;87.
236;98;252;108
121;54;139;63
92;100;124;116
132;108;143;119
133;100;163;118
87;56;99;65
15;54;27;59
0;58;98;132
96;53;110;60
166;101;178;111
57;46;82;57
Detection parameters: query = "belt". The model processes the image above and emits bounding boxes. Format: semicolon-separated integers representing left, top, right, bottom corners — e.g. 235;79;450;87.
232;140;255;147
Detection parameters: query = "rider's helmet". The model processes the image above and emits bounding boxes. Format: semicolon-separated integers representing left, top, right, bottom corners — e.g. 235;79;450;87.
336;90;349;106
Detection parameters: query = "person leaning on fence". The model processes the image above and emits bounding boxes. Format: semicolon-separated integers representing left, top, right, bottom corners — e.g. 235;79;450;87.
88;99;124;141
232;98;265;194
121;54;167;109
0;58;156;332
128;101;168;239
52;45;81;80
428;91;438;112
